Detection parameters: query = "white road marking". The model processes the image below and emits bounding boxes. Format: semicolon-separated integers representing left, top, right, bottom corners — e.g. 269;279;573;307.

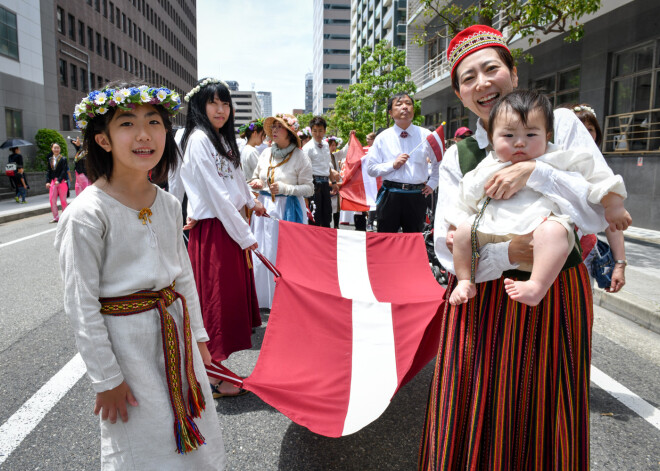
0;228;56;249
591;365;660;430
0;354;86;465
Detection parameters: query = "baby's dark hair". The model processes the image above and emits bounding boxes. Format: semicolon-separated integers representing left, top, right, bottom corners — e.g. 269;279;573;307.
81;80;179;184
180;78;240;167
487;89;554;143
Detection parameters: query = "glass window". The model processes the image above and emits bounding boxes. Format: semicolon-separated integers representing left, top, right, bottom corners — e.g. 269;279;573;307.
109;2;114;22
103;0;108;17
70;63;78;89
87;27;93;51
605;41;660;153
80;68;87;92
95;0;100;12
59;59;68;85
56;7;64;33
62;114;71;131
78;20;85;46
0;6;19;59
103;37;108;59
96;32;101;55
68;14;75;40
532;67;580;107
5;108;23;138
111;42;116;63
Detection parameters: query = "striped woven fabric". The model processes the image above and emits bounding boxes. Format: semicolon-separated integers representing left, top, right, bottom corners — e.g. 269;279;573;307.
419;264;593;470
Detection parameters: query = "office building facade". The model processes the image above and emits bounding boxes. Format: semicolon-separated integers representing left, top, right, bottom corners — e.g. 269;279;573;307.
0;0;60;169
257;91;272;118
312;0;351;115
305;72;313;114
54;0;198;129
232;90;262;131
350;0;407;84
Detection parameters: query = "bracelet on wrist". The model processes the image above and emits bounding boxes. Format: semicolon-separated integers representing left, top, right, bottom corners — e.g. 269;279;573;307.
614;260;627;266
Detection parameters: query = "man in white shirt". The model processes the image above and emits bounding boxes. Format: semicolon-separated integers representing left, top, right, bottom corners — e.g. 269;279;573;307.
303;116;337;227
366;93;439;232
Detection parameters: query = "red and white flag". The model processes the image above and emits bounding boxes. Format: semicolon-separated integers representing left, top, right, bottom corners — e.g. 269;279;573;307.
339;134;382;212
242;221;445;437
426;125;446;162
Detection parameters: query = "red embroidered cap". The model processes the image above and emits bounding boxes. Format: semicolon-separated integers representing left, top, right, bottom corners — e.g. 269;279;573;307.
448;25;510;81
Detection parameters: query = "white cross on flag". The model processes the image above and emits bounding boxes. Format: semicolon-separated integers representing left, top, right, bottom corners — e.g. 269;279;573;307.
243;221;446;437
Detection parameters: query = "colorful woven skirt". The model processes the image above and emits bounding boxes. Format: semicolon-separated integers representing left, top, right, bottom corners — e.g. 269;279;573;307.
188;218;260;362
419;264;593;470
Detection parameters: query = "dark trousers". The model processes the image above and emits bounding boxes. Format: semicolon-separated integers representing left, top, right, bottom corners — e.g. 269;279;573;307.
354;212;367;231
376;189;426;233
310;180;332;227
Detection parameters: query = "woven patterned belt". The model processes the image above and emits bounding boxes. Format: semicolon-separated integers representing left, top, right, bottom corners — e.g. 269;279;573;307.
100;284;206;454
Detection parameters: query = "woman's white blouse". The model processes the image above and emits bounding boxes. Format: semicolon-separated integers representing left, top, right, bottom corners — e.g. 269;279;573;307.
252;147;314;197
180;129;256;249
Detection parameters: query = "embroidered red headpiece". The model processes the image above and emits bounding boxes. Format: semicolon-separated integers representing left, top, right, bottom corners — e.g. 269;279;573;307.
447;25;510;81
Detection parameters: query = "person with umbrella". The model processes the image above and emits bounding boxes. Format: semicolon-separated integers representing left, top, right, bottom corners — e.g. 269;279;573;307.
2;138;31;202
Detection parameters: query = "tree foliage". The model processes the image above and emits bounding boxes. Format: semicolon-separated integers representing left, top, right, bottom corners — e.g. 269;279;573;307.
417;0;601;62
34;128;67;170
327;40;422;143
295;112;314;129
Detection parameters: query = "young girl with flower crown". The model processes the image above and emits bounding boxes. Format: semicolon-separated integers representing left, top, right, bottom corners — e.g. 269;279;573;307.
179;78;265;398
55;81;225;470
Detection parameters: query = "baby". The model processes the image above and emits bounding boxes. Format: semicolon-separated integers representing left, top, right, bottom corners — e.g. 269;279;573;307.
447;89;629;306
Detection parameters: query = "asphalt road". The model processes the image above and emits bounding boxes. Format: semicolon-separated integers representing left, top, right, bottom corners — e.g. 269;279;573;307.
0;213;658;470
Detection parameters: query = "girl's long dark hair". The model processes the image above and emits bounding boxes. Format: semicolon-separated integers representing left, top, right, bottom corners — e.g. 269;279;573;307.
82;79;179;184
181;79;240;167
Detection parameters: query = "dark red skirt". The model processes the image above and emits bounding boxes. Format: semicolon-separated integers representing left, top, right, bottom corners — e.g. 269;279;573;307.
188;218;261;362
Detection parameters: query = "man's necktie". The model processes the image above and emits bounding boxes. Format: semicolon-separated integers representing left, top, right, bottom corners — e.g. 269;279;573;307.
400;131;409;138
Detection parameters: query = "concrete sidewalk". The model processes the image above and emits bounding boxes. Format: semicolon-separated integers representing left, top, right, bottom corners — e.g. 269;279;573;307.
1;194;658;334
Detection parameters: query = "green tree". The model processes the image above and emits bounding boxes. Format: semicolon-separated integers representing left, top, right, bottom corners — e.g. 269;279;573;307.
295;112;314;129
416;0;601;62
34;129;67;170
328;40;422;144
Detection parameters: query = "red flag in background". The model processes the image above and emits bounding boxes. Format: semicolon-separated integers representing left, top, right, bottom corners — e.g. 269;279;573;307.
426;125;446;162
339;134;382;211
242;222;445;437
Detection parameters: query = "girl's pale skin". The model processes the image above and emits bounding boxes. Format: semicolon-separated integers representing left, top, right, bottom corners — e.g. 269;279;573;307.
91;104;214;422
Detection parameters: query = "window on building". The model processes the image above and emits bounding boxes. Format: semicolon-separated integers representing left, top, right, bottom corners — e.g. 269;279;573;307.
0;6;19;60
96;32;101;55
103;37;109;59
59;59;68;85
109;2;114;22
87;27;93;51
117;46;122;67
80;67;87;92
446;103;469;139
604;41;660;153
95;0;100;12
533;67;580;108
128;18;132;38
97;75;103;88
67;14;75;39
111;42;116;63
122;13;126;33
103;0;108;17
123;50;127;70
116;7;120;28
70;63;78;89
5;108;23;138
78;20;85;46
62;114;71;131
90;72;96;87
56;7;64;33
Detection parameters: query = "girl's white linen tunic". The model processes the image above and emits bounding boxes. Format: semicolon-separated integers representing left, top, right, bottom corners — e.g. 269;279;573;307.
54;185;225;471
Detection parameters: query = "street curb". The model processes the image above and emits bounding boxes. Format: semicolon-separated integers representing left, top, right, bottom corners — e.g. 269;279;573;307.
593;286;660;335
0;204;60;224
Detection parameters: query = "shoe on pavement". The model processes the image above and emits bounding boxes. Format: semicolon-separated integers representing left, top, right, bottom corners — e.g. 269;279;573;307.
20;201;27;204
14;196;19;203
210;381;249;398
49;218;59;223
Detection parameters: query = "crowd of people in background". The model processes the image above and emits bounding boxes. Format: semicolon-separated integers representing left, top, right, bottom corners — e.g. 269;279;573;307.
47;23;634;471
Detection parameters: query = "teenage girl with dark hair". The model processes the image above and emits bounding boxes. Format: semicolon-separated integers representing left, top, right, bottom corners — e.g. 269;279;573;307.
239;118;265;182
180;78;265;398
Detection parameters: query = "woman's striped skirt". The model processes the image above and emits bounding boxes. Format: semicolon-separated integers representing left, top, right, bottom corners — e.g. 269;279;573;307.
419;264;593;470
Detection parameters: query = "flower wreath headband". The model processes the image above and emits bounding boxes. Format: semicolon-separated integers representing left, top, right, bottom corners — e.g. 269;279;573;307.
573;105;596;118
184;78;229;103
238;117;265;135
73;86;181;131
